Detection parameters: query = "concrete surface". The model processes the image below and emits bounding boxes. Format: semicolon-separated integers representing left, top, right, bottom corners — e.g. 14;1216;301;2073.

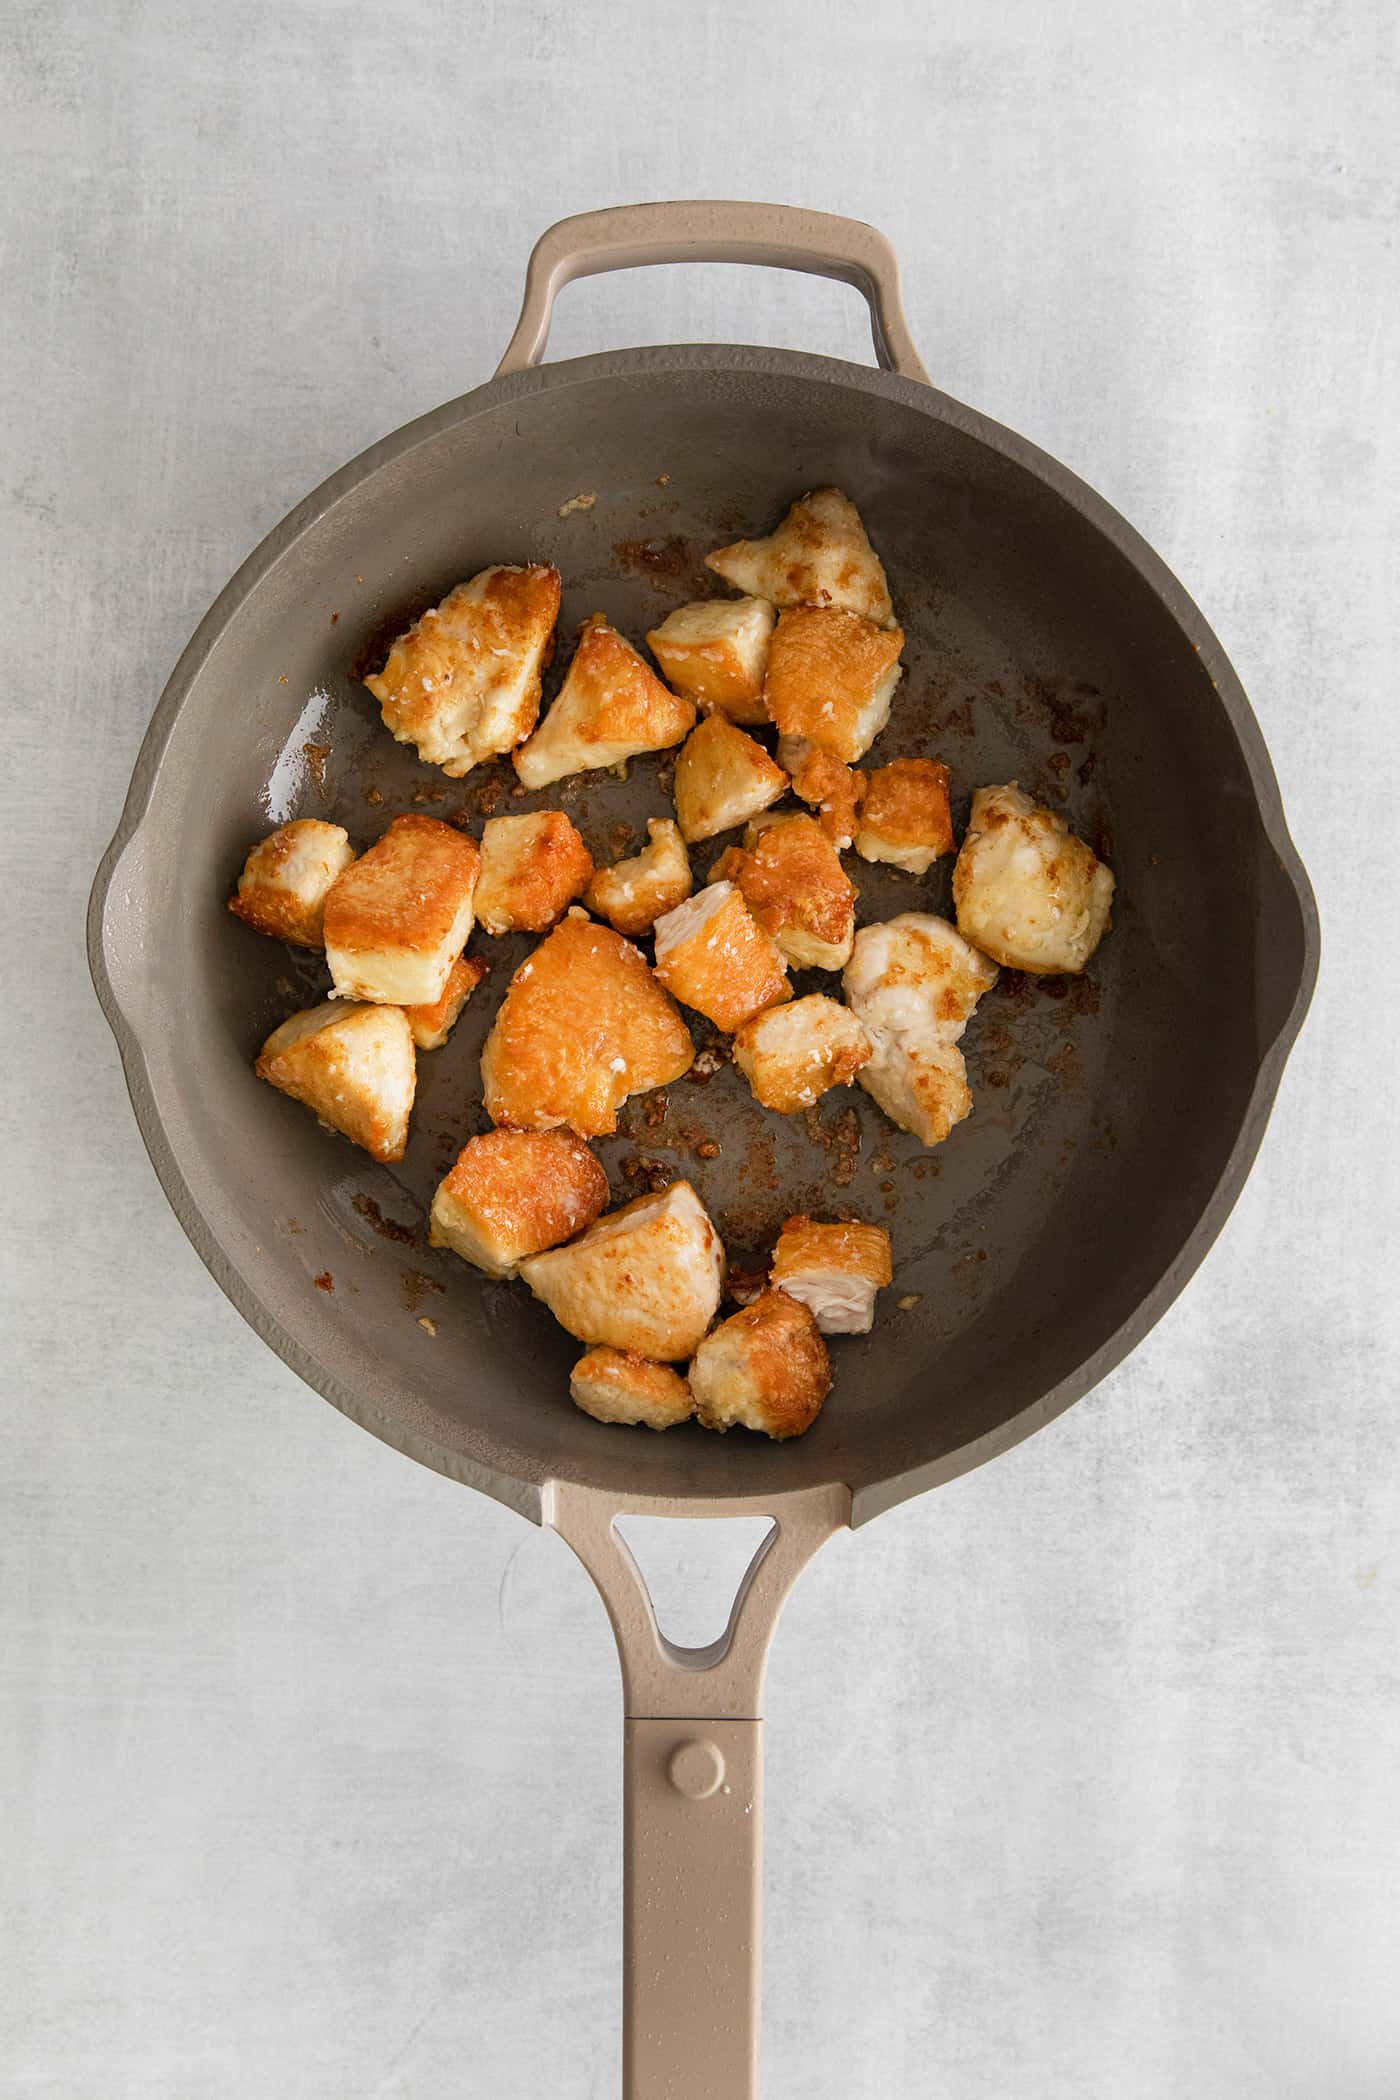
3;3;1397;2095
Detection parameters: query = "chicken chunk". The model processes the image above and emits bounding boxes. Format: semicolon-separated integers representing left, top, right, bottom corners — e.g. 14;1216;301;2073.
513;613;695;790
322;814;480;1007
429;1129;609;1278
732;996;871;1114
364;563;561;777
770;1216;893;1335
843;914;999;1147
474;811;594;935
689;1290;832;1440
570;1349;696;1431
646;598;774;725
764;607;904;764
855;758;955;874
255;999;415;1163
228;819;356;949
781;740;867;850
481;912;694;1136
520;1182;724;1361
953;782;1115;974
653;883;790;1033
403;954;489;1050
671;716;787;843
584;817;692;938
705;488;895;628
727;811;855;970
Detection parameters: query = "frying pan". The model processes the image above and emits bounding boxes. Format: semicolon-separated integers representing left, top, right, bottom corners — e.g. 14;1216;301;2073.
88;201;1318;2097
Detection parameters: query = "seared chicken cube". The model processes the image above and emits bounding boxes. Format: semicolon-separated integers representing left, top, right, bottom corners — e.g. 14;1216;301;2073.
481;912;694;1136
513;613;695;790
671;716;787;843
728;811;855;971
689;1290;832;1440
585;817;692;938
705;488;895;628
429;1129;608;1278
782;740;867;850
256;999;415;1163
855;758;954;874
653;882;790;1033
520;1181;724;1361
953;782;1115;974
732;995;871;1114
570;1349;696;1430
228;819;356;949
474;811;594;934
365;563;561;777
404;954;489;1050
770;1216;893;1335
323;814;480;1007
843;914;998;1147
646;598;774;725
764;607;904;764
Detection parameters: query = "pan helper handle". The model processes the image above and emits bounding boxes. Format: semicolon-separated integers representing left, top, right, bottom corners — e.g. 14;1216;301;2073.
495;200;930;383
547;1480;849;2100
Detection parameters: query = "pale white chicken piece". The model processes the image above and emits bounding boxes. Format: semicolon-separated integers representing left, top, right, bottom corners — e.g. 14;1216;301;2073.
855;758;955;874
403;955;489;1050
474;811;593;934
953;782;1115;974
364;563;561;777
520;1182;724;1362
322;814;480;1007
570;1349;696;1430
705;488;895;628
429;1129;609;1278
842;914;998;1148
769;1216;893;1335
688;1290;832;1440
513;613;695;790
228;819;356;949
646;598;774;725
671;716;787;843
584;818;692;938
255;999;416;1163
764;607;904;764
653;882;790;1033
732;996;871;1114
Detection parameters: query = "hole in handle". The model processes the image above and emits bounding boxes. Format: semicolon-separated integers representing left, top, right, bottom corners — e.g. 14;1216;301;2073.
542;262;880;370
613;1514;777;1654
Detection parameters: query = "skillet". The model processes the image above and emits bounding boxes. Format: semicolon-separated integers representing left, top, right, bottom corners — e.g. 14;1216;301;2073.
88;201;1318;2098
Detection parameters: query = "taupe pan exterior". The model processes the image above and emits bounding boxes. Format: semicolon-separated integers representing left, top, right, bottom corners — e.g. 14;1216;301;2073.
89;205;1318;2098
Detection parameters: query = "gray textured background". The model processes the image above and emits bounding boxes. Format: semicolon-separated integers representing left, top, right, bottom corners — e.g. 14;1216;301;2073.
3;3;1397;2095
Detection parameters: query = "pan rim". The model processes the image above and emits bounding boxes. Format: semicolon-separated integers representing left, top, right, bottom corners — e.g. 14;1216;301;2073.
88;342;1320;1527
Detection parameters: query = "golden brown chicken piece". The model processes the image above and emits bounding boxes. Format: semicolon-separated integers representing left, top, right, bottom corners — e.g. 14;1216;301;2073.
513;613;695;790
952;782;1115;974
570;1349;696;1430
781;740;867;850
429;1129;609;1278
671;716;788;843
365;563;561;777
689;1290;832;1439
255;1000;416;1163
724;811;856;971
481;912;694;1136
646;597;774;725
855;758;955;874
520;1182;724;1361
842;914;999;1148
584;817;692;938
732;995;872;1114
228;819;356;949
322;814;480;1007
705;488;895;628
764;607;904;764
474;811;594;934
403;954;489;1050
770;1216;893;1335
652;883;790;1033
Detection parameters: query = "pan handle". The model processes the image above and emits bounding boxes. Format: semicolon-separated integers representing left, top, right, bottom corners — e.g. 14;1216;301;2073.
495;200;930;384
547;1479;850;2100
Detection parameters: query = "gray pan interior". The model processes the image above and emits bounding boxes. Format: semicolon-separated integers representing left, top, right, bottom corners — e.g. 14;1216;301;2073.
89;346;1318;1525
